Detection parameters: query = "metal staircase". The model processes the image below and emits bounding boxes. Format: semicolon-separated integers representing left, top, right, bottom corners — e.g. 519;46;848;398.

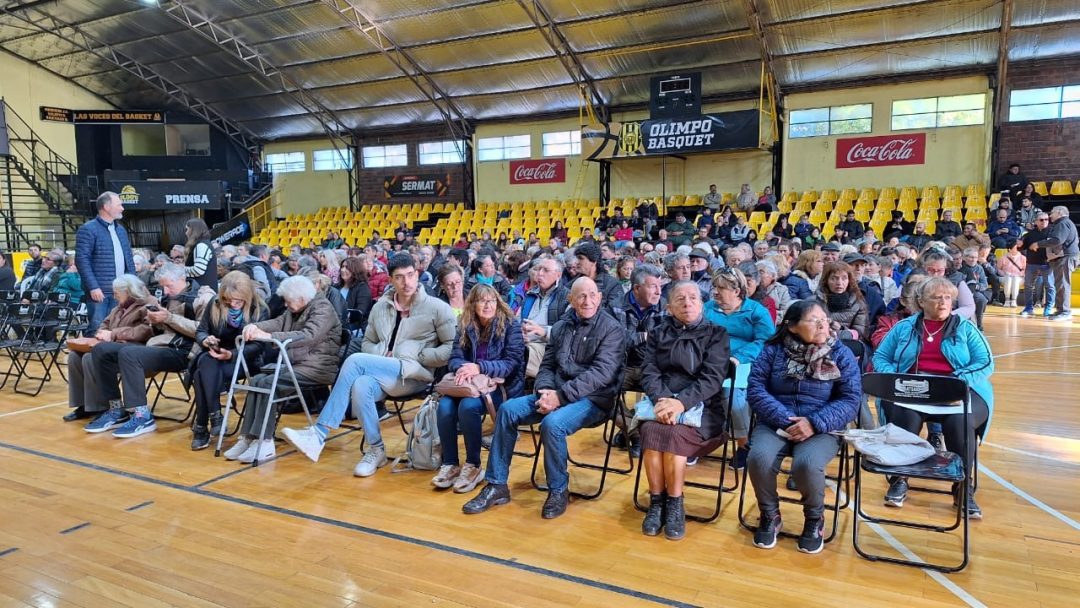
0;99;88;250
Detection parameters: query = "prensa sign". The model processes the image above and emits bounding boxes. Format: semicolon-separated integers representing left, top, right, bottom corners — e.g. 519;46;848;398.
835;133;927;169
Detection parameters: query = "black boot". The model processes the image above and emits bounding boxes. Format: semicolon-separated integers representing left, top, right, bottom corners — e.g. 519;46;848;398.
664;494;686;540
191;425;211;451
642;493;666;536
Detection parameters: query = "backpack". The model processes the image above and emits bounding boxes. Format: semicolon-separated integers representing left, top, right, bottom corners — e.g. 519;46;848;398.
390;393;441;472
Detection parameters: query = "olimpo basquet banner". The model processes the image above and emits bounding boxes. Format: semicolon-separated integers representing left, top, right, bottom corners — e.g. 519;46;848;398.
835;133;926;169
509;158;565;184
581;110;759;159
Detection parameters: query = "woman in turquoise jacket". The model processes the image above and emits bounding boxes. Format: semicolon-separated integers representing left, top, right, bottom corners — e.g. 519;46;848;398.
872;276;993;519
704;267;775;468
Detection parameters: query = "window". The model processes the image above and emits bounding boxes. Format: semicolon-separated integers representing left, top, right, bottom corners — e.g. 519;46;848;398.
891;94;985;130
419;140;465;165
361;144;407;168
542;130;581;156
477;135;530;161
1009;86;1080;122
264;151;305;173
788;104;872;138
313;148;354;171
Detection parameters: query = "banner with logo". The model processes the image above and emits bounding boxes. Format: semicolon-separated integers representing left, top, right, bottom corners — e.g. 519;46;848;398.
509;158;565;184
581;110;759;160
210;214;251;247
107;180;226;210
40;106;164;124
835;133;926;169
383;174;450;198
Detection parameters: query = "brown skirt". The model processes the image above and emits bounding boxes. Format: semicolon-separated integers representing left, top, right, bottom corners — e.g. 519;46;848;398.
639;421;726;458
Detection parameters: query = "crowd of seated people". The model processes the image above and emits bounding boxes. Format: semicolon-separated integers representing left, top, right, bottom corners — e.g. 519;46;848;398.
29;187;1018;551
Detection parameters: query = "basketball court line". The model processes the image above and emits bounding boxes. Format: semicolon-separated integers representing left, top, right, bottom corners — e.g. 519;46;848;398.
827;481;987;608
0;440;700;608
993;343;1080;359
983;440;1080;465
0;400;67;418
979;464;1080;532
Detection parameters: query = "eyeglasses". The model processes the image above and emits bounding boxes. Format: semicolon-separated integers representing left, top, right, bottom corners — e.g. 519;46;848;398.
924;295;954;302
802;317;829;327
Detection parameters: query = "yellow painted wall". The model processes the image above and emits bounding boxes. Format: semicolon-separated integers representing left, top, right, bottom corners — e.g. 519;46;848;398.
264;139;351;217
0;50;113;165
781;75;993;193
475;100;773;204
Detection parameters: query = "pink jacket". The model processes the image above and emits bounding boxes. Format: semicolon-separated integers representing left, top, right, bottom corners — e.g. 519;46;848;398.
989;253;1023;276
996;252;1026;277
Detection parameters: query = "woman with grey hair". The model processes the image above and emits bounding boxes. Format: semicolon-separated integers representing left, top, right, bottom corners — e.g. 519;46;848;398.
222;275;342;463
64;275;156;422
756;259;792;318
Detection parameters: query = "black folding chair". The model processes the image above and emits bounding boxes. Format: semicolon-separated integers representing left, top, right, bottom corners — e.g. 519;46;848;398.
631;361;739;523
8;305;74;396
0;302;40;388
528;396;634;501
146;370;195;424
852;372;973;572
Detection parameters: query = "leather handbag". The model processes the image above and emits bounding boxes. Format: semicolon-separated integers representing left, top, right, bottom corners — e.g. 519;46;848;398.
434;372;502;399
66;337;100;353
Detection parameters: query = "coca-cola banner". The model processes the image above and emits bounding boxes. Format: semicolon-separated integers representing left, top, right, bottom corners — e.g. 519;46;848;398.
383;173;450;198
509;158;566;185
835;133;927;169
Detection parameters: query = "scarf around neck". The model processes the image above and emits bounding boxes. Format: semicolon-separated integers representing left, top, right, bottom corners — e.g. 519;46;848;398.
782;334;841;381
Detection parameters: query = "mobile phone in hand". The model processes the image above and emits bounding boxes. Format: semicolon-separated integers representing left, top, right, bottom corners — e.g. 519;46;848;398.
145;304;161;312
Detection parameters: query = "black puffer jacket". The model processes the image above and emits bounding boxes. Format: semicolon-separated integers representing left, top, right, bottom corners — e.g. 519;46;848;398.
641;316;731;441
536;308;625;411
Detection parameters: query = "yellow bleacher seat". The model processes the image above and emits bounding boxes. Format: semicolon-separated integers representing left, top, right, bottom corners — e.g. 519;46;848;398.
1031;182;1049;197
1050;181;1073;196
800;190;819;203
749;211;766;226
965;184;986;199
855;199;874;211
965;207;987;221
721;193;734;204
778;199;793;213
781;191;798;204
809;210;828;225
964;196;986;209
863;188;883;201
855;209;871;222
943;185;963;199
814;200;833;213
794;200;813;214
834;199;853;214
943;199;964;210
669;195;686;206
820;189;838;204
839;188;858;202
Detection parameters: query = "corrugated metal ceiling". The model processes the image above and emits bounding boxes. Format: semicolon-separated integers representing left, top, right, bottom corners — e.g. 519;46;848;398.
0;0;1075;142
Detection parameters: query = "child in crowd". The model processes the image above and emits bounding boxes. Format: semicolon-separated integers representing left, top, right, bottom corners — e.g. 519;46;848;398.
996;237;1026;308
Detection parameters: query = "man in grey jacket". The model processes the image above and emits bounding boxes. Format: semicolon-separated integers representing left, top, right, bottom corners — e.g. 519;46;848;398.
463;277;624;520
282;253;457;477
1036;206;1079;320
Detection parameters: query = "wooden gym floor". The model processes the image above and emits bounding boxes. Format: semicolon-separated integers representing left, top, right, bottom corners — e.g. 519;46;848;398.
0;309;1078;607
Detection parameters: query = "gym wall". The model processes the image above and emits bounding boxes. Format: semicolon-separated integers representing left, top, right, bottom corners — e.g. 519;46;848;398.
782;75;993;193
997;57;1080;183
0;50;113;166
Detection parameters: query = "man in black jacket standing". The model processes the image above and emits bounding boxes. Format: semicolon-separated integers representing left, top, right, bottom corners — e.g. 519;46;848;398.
463;277;624;519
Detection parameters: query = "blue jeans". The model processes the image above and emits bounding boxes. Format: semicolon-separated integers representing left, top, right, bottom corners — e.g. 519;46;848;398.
484;394;607;492
85;293;117;335
316;353;425;448
438;391;506;467
1024;263;1054;309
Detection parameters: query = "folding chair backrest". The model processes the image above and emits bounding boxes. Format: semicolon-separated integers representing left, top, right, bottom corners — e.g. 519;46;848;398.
861;372;968;415
8;302;33;320
0;290;17;304
25;290;45;304
41;305;74;326
47;292;71;306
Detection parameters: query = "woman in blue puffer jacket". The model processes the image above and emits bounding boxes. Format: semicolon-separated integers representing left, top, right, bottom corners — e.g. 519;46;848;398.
746;300;862;554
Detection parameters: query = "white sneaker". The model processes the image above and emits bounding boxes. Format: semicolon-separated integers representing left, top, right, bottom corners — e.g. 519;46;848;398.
237;439;276;464
453;463;484;494
223;437;252;461
431;464;461;489
283;426;325;463
353;446;387;477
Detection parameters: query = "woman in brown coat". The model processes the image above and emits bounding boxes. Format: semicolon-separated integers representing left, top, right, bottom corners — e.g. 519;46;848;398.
222;275;342;464
65;274;156;422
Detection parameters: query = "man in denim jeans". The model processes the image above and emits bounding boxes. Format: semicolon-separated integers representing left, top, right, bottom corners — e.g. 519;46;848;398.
1019;213;1055;318
281;253;457;477
462;277;624;520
